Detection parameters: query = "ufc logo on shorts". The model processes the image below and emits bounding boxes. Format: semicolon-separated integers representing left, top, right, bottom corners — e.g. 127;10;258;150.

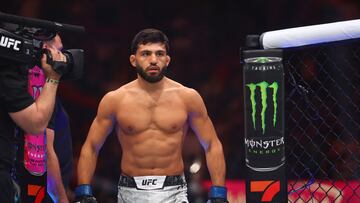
0;35;21;51
142;179;157;186
250;180;280;202
134;176;166;190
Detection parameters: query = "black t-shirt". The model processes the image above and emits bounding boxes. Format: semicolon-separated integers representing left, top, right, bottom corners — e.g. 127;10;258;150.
0;61;33;168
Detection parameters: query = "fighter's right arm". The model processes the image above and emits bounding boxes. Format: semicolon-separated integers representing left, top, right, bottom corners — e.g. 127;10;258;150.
77;91;117;185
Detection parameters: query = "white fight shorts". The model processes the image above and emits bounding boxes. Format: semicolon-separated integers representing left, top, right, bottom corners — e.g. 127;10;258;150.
117;174;189;203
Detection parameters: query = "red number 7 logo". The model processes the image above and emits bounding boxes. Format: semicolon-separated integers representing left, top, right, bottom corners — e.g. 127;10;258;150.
250;180;280;202
28;184;45;203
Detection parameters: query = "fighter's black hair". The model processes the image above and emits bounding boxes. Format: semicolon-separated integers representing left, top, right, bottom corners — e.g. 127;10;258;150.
131;28;169;54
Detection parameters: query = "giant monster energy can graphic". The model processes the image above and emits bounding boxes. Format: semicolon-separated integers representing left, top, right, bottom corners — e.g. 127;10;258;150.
243;53;285;172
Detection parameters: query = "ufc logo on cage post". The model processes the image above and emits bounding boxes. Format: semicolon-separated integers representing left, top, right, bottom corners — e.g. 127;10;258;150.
0;35;21;51
250;180;281;202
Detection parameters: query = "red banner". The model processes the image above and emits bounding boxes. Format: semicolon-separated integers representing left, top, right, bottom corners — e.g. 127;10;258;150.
202;180;360;203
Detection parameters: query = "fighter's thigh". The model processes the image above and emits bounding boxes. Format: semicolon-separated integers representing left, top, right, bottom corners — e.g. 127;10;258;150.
117;186;148;203
171;186;189;203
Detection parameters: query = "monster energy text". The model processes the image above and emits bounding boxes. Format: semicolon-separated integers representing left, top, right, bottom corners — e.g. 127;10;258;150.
245;137;284;155
246;81;279;134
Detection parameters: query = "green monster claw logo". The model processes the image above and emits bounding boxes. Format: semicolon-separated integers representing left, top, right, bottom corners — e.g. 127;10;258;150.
246;81;279;134
254;57;271;63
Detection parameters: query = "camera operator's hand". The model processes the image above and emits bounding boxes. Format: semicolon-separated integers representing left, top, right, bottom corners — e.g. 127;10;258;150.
41;46;64;80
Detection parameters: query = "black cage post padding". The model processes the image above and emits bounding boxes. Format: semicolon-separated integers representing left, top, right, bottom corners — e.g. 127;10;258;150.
242;49;288;203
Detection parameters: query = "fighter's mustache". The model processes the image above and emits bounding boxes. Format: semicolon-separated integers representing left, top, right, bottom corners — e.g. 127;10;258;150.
146;65;160;71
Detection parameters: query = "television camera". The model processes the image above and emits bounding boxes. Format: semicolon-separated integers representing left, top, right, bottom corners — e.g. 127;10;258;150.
0;12;85;79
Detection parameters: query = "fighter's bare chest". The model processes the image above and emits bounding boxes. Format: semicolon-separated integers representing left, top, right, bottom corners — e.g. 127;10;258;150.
115;95;188;134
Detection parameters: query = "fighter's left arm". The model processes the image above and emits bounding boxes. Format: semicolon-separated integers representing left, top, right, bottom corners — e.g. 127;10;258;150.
185;88;226;186
185;88;228;202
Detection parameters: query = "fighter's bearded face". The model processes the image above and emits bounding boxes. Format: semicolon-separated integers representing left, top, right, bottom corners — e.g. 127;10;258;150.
130;43;170;83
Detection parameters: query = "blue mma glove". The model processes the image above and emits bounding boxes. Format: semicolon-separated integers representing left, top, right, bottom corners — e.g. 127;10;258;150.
74;184;97;203
207;186;229;203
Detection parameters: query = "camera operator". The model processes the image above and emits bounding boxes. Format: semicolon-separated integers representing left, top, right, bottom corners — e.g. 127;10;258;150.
0;43;64;202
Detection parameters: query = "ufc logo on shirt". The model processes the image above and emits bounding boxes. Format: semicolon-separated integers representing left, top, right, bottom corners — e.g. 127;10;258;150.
0;36;21;51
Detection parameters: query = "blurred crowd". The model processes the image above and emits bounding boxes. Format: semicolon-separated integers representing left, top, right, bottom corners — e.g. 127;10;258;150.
2;0;360;202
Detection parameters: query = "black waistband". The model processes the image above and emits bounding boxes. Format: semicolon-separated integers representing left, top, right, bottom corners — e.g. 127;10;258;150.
118;175;185;188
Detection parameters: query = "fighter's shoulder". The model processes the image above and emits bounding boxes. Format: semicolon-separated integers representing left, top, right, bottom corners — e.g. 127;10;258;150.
179;87;198;96
166;79;195;94
99;84;131;108
102;88;124;102
176;85;203;103
102;81;136;100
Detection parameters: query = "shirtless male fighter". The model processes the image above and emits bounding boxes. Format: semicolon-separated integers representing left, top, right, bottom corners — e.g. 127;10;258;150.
74;28;228;203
